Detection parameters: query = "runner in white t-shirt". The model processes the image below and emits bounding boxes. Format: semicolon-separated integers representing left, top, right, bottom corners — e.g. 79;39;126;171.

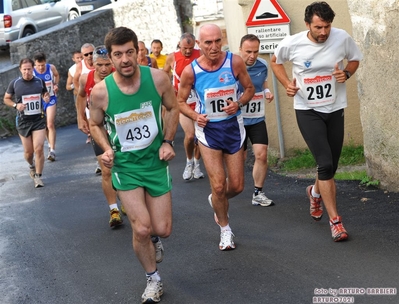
271;1;362;242
66;50;83;103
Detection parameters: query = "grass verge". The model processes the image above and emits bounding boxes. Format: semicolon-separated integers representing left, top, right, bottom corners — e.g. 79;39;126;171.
272;144;379;183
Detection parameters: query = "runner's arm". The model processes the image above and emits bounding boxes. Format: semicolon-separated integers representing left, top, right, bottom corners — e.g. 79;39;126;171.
163;53;174;77
3;92;15;108
89;81;111;152
263;80;274;102
154;70;179;141
51;64;60;94
151;58;158;69
177;65;198;121
66;71;74;91
76;74;89;134
73;62;82;95
89;82;114;168
233;54;255;106
270;54;291;89
270;54;299;97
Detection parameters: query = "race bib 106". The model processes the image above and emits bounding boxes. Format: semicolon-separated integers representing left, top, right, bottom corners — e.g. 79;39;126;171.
22;94;41;115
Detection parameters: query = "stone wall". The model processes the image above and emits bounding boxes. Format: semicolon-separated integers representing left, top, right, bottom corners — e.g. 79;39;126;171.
347;0;399;191
0;0;184;137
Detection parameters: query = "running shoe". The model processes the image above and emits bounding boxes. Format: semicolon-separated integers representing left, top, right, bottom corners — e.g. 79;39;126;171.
120;204;126;215
193;163;204;179
141;277;163;303
182;162;193;180
252;191;274;206
219;230;235;251
109;208;123;227
306;185;323;221
95;162;102;175
153;238;164;263
29;165;35;179
34;175;44;188
329;216;348;242
47;151;56;162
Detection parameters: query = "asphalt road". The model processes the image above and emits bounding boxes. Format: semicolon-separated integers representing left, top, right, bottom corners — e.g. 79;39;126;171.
1;125;398;304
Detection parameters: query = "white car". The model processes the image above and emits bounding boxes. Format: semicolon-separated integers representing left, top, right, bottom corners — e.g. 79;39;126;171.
75;0;112;14
0;0;81;50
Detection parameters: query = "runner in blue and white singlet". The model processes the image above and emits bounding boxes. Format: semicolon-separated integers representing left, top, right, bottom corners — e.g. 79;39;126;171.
177;24;255;251
33;52;60;162
191;52;245;153
33;63;57;111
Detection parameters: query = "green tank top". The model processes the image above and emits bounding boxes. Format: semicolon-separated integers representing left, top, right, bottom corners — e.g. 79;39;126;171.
104;66;166;172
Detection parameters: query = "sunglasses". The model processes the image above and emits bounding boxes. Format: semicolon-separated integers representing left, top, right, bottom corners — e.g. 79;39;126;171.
95;48;107;55
84;52;93;57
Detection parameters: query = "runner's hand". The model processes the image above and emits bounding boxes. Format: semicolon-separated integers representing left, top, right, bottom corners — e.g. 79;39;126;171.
159;144;175;161
286;78;299;97
332;63;346;83
222;97;238;115
102;149;114;169
77;117;90;134
43;92;50;103
196;114;209;128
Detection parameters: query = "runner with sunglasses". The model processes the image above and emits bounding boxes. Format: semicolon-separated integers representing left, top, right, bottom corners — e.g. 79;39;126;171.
74;43;96;145
76;45;124;228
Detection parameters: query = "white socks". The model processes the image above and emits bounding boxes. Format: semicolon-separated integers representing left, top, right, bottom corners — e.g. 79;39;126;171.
109;203;118;210
312;187;321;198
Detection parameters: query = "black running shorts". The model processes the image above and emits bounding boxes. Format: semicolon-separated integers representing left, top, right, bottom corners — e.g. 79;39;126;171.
16;116;46;138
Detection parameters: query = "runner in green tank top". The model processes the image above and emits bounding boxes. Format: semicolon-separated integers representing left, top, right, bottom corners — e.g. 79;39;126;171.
89;27;179;304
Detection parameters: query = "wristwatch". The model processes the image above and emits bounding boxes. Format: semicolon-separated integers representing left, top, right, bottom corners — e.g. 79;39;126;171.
13;103;17;108
344;70;351;80
236;101;244;108
162;139;174;147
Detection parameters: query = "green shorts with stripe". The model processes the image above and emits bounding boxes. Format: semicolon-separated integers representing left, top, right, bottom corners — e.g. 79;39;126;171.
112;165;172;197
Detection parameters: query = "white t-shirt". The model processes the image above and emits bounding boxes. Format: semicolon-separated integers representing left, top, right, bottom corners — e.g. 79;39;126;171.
68;63;77;77
274;27;363;113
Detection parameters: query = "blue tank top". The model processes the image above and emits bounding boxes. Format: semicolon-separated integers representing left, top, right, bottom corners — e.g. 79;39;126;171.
191;52;240;122
34;63;56;99
238;58;268;125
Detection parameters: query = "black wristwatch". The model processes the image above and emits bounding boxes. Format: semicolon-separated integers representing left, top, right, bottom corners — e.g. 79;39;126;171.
344;70;351;80
162;139;174;147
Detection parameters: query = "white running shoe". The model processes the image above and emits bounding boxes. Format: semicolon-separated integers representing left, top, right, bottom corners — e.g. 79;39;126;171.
141;277;163;303
34;175;44;188
95;162;102;175
193;163;204;179
182;162;193;180
219;230;235;251
47;151;56;162
153;238;164;263
252;192;274;207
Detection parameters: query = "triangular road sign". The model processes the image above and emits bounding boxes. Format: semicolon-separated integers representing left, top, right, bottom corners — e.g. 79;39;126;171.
246;0;290;26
